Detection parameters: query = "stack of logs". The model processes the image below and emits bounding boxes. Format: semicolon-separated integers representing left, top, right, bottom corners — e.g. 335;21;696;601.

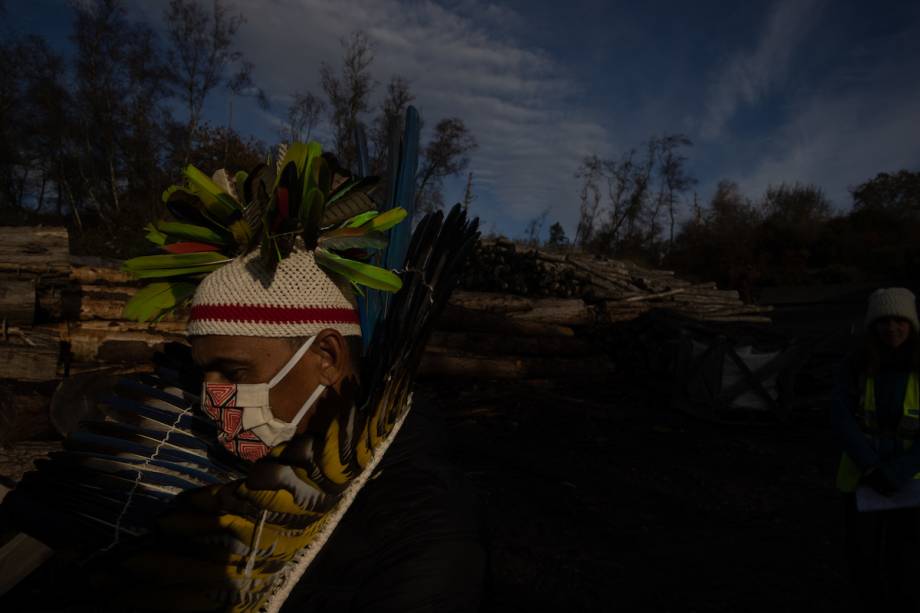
0;227;771;443
462;238;773;324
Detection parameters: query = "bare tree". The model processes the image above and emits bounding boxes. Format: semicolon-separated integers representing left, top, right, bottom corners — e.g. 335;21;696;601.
70;0;169;225
320;31;375;171
628;138;657;245
462;171;474;211
0;34;70;212
601;150;637;248
370;75;414;174
656;134;695;250
164;0;258;164
574;154;603;246
317;31;476;209
576;134;695;258
415;117;476;214
282;91;325;143
523;208;549;246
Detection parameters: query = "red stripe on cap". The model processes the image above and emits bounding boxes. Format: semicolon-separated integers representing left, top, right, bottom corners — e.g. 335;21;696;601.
190;304;359;324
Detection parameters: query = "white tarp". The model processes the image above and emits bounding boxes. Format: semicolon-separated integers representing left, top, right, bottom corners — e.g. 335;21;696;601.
690;341;780;411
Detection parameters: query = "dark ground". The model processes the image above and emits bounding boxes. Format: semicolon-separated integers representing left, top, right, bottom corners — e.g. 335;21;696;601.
423;298;872;613
0;290;871;611
423;375;848;613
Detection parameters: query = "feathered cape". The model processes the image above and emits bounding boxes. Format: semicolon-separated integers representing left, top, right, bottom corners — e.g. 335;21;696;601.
3;204;479;612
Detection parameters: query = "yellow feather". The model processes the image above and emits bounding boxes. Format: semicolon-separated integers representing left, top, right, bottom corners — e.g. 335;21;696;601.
320;419;352;484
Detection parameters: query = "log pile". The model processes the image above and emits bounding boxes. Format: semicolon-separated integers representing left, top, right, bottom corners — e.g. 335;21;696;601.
0;227;774;444
461;239;773;324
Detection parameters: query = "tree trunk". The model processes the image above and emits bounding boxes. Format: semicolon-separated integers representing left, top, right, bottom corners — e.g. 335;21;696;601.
0;277;36;325
108;156;120;213
0;227;70;274
427;331;596;357
418;353;613;380
0;343;60;382
448;291;533;314
437;305;575;338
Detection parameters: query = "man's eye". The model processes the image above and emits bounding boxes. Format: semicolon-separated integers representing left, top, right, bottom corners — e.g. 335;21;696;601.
226;369;247;383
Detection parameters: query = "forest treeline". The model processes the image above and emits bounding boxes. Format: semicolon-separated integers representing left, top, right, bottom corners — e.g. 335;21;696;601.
2;0;916;292
0;0;475;258
540;134;920;292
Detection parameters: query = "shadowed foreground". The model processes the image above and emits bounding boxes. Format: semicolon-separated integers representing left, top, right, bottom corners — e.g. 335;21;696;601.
422;372;850;612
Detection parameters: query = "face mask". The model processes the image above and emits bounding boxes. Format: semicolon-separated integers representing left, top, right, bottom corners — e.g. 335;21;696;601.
201;336;326;462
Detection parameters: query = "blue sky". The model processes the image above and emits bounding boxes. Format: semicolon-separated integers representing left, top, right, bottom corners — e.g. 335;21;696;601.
9;0;920;239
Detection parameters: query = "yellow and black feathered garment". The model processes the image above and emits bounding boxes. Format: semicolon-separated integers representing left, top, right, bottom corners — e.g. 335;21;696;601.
1;139;479;612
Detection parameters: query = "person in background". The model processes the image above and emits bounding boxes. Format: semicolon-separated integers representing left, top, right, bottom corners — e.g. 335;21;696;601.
832;287;920;607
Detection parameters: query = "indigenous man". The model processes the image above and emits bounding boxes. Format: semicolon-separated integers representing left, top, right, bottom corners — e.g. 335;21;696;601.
187;247;486;611
0;140;484;611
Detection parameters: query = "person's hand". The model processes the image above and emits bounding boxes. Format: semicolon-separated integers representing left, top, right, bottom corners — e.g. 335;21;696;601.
862;465;900;497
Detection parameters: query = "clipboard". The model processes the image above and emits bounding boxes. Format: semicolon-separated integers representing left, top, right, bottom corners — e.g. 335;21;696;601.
856;480;920;512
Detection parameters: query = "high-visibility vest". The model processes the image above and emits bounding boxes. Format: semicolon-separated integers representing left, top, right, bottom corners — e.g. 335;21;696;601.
836;372;920;492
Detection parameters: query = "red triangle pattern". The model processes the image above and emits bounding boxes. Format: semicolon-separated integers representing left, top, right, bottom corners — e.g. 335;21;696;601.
222;407;243;438
201;382;271;462
238;440;270;462
206;383;237;407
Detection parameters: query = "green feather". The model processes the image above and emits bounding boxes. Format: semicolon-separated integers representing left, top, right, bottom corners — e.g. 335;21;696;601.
275;142;310;187
365;207;407;232
122;282;196;322
234;171;248;204
305;141;322;177
318;230;387;251
123;252;230;271
127;264;225;279
314;249;402;292
154;221;229;245
344;211;379;228
301;186;326;248
145;223;167;246
182;165;240;223
299;148;324;227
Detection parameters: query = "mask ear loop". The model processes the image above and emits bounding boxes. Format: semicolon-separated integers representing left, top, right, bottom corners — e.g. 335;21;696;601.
268;335;326;429
289;383;326;428
269;335;318;388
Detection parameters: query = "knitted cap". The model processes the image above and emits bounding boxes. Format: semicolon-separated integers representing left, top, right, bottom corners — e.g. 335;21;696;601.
187;247;361;338
865;287;919;332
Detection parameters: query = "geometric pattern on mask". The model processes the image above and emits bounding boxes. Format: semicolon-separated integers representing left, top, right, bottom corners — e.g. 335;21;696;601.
203;382;271;462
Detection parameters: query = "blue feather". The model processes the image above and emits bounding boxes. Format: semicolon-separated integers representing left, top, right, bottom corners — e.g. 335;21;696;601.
361;106;421;349
386;105;420;272
354;123;370;178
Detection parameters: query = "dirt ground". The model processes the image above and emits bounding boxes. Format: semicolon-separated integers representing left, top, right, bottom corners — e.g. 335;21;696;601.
0;296;865;611
422;372;852;613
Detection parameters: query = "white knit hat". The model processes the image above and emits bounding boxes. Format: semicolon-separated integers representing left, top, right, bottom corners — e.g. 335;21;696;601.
865;287;919;332
187;246;361;338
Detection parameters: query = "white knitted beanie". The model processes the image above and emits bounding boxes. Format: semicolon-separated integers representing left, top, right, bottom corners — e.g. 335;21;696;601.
865;287;919;332
187;246;361;338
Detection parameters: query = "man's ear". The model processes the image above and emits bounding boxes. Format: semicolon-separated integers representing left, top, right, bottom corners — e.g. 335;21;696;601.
313;329;349;387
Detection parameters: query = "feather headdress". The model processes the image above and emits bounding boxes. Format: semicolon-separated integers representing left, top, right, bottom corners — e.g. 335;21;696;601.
2;125;480;612
122;140;405;324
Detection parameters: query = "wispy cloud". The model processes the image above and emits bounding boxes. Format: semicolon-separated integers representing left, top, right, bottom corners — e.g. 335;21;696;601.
699;0;824;140
736;67;920;210
131;0;611;234
120;0;920;236
716;8;920;210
